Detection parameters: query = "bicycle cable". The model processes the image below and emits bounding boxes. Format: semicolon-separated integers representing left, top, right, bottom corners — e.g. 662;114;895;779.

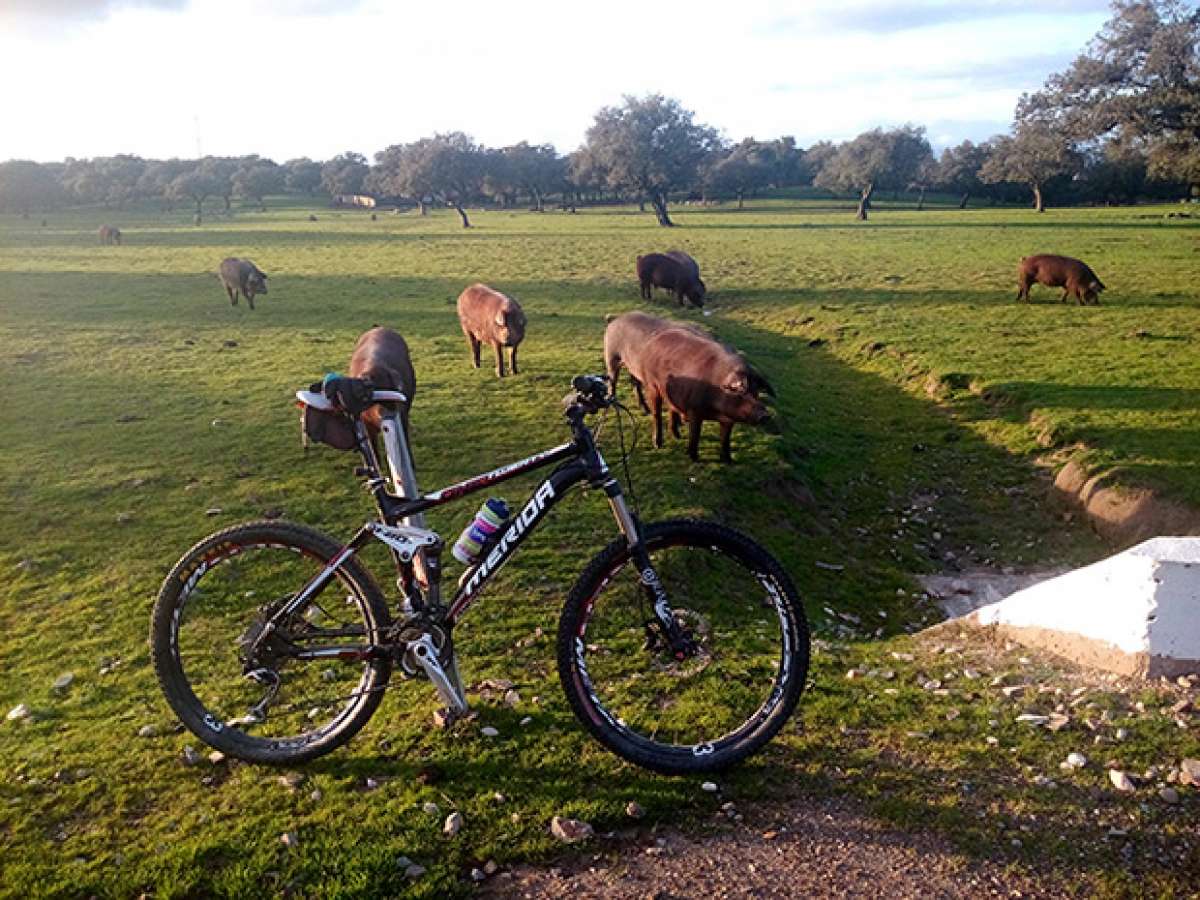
608;399;664;646
591;399;642;530
611;399;642;533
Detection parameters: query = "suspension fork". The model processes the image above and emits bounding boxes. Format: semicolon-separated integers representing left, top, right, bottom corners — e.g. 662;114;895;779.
604;480;697;658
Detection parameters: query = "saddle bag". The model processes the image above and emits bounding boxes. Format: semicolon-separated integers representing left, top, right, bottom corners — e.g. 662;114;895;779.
299;377;369;451
301;404;358;451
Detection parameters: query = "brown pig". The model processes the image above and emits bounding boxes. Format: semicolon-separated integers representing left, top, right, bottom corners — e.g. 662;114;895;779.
636;253;705;308
302;326;416;451
664;250;702;283
637;327;775;463
218;257;269;310
604;311;703;412
1017;254;1105;305
456;283;526;377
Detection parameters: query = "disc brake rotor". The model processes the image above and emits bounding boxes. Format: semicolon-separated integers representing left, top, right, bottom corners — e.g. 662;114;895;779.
646;608;712;677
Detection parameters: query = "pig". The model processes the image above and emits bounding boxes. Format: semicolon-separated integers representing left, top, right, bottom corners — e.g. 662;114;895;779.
636;252;705;308
456;283;526;377
98;224;121;245
349;326;417;439
218;257;269;310
664;250;701;283
302;326;416;451
300;326;426;585
637;326;775;463
604;311;704;412
1017;254;1105;305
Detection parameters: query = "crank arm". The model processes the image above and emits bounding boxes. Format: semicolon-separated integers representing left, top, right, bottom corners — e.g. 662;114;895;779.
409;634;468;715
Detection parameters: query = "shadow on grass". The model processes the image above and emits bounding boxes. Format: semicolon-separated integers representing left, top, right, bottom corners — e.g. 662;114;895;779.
989;382;1200;412
0;271;705;337
720;285;1198;311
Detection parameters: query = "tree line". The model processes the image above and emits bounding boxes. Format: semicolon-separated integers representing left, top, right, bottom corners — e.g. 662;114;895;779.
0;1;1195;225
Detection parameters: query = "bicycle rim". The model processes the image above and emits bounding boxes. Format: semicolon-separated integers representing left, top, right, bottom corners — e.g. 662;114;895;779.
572;532;800;758
166;537;385;753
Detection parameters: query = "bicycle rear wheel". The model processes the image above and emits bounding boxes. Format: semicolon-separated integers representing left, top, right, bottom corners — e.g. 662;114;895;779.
557;519;810;774
150;521;392;764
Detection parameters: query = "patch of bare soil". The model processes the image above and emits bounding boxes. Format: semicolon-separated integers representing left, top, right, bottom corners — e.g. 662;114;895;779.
483;793;1068;899
1053;460;1200;548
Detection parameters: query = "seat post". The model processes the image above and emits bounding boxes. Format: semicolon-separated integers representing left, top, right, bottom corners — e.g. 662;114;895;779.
378;411;421;511
378;411;432;600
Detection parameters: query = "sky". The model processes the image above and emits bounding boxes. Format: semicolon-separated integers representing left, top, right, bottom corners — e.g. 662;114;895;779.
0;0;1113;163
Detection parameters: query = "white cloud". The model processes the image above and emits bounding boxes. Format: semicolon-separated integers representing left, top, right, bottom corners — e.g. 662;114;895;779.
0;0;1111;161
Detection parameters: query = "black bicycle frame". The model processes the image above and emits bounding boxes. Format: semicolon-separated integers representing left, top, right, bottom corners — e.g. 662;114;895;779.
396;442;608;624
271;403;694;662
285;405;637;620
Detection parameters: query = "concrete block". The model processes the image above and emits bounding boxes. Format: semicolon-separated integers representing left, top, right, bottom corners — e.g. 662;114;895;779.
967;537;1200;677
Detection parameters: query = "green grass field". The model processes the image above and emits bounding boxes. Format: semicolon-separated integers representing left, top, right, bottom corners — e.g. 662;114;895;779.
1;199;1197;897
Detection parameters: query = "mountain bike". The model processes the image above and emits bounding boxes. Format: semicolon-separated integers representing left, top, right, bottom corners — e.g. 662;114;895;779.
150;374;810;774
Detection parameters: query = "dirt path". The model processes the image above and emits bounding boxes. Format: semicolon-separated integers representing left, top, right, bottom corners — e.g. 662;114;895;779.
483;792;1068;899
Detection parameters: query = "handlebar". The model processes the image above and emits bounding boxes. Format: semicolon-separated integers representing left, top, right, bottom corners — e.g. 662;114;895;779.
295;382;407;414
563;374;613;415
299;373;605;419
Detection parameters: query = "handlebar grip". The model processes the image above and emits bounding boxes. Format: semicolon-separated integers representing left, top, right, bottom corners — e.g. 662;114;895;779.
572;374;608;397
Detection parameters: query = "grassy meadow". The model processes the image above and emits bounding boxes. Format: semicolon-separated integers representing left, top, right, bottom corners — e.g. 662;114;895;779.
1;197;1198;897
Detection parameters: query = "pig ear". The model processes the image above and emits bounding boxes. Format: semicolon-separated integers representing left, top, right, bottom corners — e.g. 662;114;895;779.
749;366;775;397
725;374;748;393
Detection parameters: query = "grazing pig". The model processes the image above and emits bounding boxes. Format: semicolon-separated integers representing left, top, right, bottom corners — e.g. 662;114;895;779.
98;224;121;245
664;250;702;284
637;327;775;463
456;283;526;377
302;326;416;451
636;253;705;308
1017;254;1105;305
604;311;703;412
218;257;269;310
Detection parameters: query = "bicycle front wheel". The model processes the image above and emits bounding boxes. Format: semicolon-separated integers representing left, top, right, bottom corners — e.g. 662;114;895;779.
557;519;810;774
150;521;392;765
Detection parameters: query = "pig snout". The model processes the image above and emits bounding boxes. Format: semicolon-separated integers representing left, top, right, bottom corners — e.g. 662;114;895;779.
726;393;771;426
748;399;771;425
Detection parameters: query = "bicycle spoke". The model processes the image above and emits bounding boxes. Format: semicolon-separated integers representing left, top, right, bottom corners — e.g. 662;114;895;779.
561;520;808;772
164;535;388;749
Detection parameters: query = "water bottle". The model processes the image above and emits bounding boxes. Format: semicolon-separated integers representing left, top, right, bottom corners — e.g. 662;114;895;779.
452;499;510;565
